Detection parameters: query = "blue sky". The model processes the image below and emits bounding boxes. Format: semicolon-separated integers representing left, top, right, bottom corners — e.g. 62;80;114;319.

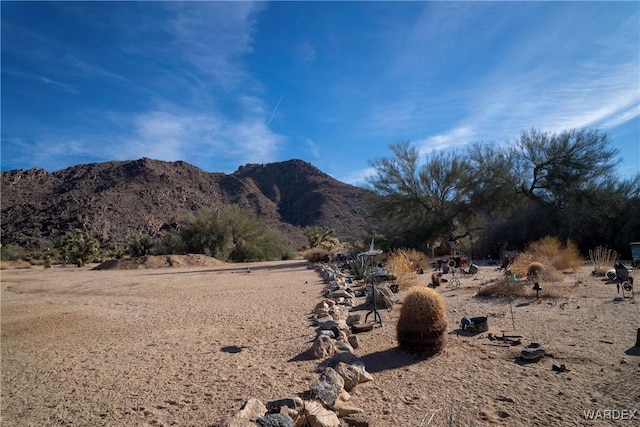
2;1;639;185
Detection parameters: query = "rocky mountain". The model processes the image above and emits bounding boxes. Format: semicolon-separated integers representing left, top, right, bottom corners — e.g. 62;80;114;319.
1;158;382;251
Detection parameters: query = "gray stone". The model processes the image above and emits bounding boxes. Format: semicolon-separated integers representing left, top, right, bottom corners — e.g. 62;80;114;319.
335;340;354;353
346;314;362;326
266;397;303;413
317;319;349;332
334;362;361;391
330;289;354;299
314;315;334;326
252;413;295;427
317;351;362;372
321;367;345;390
310;378;343;408
233;398;268;419
347;334;360;349
334;362;373;391
317;329;336;339
311;335;337;359
303;400;341;427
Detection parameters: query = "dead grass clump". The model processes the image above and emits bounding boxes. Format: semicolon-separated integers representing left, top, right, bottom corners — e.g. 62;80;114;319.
302;249;331;263
527;236;583;271
477;278;574;299
477;280;530;298
0;260;32;270
397;287;447;355
589;246;618;276
509;236;583;280
387;249;420;289
508;252;534;278
400;248;429;271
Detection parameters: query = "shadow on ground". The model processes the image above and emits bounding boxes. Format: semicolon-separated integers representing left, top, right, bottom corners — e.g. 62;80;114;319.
358;347;428;373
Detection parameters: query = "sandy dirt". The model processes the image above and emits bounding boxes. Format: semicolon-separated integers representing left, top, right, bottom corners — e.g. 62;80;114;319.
1;258;639;426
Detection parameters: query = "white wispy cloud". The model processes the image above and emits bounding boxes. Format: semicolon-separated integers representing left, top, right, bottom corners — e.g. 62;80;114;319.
306;139;320;158
339;166;377;187
3;69;79;94
293;40;317;65
167;1;264;90
119;106;283;171
414;126;477;155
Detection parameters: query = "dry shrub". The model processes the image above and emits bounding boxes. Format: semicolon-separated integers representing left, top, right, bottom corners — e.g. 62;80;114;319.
477;280;530;298
387;249;420;289
509;236;583;280
0;260;32;270
477;278;574;299
302;248;331;263
508;252;535;278
396;287;447;355
527;236;583;271
589;246;618;276
317;237;345;251
400;248;429;271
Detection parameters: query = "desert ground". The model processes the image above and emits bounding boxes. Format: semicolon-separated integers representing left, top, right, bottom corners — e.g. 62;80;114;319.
1;257;639;426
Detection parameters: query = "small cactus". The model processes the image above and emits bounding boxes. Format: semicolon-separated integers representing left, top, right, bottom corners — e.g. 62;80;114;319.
396;287;447;355
527;262;545;279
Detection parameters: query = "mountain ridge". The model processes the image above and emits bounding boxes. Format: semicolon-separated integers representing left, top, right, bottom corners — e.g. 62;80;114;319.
1;158;381;251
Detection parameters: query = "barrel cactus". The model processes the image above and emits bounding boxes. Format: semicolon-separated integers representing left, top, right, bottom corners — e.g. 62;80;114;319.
396;287;447;355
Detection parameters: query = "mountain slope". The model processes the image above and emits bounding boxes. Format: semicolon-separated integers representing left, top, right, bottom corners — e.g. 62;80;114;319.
1;158;381;250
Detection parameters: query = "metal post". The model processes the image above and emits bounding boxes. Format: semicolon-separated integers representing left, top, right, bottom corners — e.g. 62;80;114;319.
359;239;383;326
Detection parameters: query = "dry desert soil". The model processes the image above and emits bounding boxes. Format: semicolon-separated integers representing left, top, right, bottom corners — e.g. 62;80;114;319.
1;257;639;426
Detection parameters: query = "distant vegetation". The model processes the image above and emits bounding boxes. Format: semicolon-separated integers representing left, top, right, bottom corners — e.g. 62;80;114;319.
156;205;295;262
1;205;295;265
366;127;640;260
2;127;639;267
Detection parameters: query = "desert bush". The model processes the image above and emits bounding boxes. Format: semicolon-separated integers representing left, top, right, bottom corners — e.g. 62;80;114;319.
477;278;573;299
396;287;447;355
387;249;420;289
0;244;26;261
509;236;583;280
57;229;101;265
179;207;227;257
221;205;294;261
302;248;331;263
527;236;583;271
304;226;336;249
317;236;345;251
127;233;155;257
171;205;294;261
153;232;187;255
589;246;618;275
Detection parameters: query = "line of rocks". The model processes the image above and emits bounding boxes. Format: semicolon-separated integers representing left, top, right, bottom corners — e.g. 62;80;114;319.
224;262;387;427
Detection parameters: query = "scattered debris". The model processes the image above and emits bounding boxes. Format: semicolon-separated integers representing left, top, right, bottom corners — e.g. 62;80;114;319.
552;364;570;373
521;348;546;361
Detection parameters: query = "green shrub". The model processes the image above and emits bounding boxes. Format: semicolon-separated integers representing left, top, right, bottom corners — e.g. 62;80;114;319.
222;205;294;261
0;244;25;261
180;207;227;257
126;233;154;257
57;229;101;265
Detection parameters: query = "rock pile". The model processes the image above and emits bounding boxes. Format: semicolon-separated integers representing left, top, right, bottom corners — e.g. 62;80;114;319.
225;261;389;427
